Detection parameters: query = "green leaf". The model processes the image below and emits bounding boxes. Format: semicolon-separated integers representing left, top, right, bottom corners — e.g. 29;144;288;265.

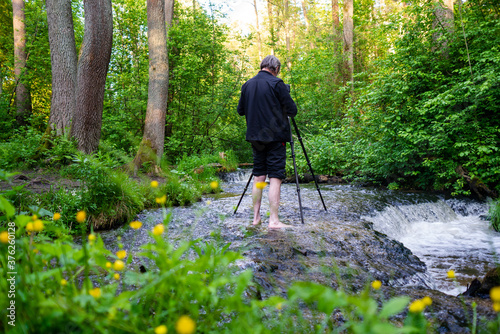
379;296;410;318
0;195;15;218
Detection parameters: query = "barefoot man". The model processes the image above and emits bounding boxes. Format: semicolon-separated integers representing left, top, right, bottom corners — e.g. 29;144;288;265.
237;55;298;229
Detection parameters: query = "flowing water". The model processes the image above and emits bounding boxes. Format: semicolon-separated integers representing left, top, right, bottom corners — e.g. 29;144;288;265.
221;170;498;295
103;169;498;297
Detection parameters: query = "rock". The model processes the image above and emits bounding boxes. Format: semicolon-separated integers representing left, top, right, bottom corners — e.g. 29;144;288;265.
476;268;500;297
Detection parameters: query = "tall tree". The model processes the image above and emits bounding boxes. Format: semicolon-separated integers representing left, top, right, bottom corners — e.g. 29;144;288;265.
45;0;77;137
12;0;31;126
343;0;353;89
433;0;454;55
253;0;262;59
133;0;169;171
331;0;339;40
70;0;113;154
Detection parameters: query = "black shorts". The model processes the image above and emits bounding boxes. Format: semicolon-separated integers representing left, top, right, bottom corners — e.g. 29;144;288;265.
251;141;286;180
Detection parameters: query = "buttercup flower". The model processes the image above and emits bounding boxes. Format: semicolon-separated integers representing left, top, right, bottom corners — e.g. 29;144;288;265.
130;221;142;230
447;270;455;279
371;280;382;290
153;224;165;236
60;279;67;286
0;231;9;244
490;286;500;302
422;296;432;306
116;250;127;259
88;234;96;242
89;287;101;298
155;325;167;334
113;273;120;280
106;262;112;269
33;219;44;232
156;195;167;205
493;302;500;313
409;299;426;313
151;180;159;188
113;260;125;271
256;182;267;189
76;211;86;223
210;181;219;189
176;315;196;334
31;214;38;221
53;212;61;221
26;222;34;232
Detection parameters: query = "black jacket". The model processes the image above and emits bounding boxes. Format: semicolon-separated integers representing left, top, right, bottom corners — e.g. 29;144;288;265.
237;70;297;142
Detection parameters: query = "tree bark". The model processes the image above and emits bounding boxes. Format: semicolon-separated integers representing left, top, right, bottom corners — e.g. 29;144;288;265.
343;0;353;89
46;0;77;137
332;0;339;38
165;0;174;29
267;0;275;55
134;0;169;171
433;0;454;56
253;0;262;59
70;0;113;154
12;0;31;126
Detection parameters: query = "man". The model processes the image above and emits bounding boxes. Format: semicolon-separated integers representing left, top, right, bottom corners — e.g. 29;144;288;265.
237;55;297;229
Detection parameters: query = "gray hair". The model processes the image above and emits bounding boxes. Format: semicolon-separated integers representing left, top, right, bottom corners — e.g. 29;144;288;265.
260;55;281;74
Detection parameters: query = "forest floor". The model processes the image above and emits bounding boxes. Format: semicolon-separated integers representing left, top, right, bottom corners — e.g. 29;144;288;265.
0;169;81;194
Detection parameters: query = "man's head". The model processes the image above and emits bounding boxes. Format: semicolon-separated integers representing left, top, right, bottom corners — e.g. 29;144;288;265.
260;55;281;76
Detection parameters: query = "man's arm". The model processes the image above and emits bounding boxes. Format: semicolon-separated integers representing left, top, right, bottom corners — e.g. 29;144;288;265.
276;81;297;117
237;85;246;116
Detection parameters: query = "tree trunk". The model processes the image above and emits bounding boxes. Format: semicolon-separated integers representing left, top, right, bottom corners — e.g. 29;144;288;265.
165;0;174;28
267;0;275;55
433;0;454;56
70;0;113;154
332;0;339;38
134;0;169;171
46;0;77;137
253;0;262;59
285;0;291;68
343;0;353;90
12;0;31;126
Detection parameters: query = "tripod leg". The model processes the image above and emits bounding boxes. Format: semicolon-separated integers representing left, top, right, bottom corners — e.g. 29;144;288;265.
291;118;327;211
234;172;253;215
290;140;305;224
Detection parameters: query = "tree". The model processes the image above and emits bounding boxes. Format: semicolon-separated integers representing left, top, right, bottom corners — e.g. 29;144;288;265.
45;0;77;137
433;0;454;56
70;0;113;154
12;0;31;126
343;0;353;88
133;0;169;171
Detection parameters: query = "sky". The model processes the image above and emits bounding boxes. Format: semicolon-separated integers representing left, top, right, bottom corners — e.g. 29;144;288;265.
197;0;259;32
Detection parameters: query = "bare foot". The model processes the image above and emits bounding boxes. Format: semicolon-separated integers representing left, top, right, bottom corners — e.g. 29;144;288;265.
252;219;262;226
268;221;293;229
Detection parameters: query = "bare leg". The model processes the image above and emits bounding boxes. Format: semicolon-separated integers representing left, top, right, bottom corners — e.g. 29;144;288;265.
252;175;266;225
268;177;292;229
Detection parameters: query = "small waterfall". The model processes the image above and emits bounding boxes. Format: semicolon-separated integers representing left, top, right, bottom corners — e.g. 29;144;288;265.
363;198;498;295
218;169;253;183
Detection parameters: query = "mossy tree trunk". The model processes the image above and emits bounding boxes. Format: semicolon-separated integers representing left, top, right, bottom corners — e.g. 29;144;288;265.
133;0;170;173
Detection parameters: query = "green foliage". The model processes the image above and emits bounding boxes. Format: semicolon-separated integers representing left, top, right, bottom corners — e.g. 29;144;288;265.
489;199;500;232
0;128;43;169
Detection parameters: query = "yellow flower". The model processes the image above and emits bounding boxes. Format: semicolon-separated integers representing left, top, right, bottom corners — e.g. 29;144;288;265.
26;222;34;232
210;181;219;189
276;303;283;310
408;299;426;313
493;302;500;313
106;262;112;269
206;200;212;205
153;224;165;236
447;270;455;279
0;231;9;244
76;210;86;223
89;287;101;298
155;325;168;334
113;273;120;280
151;180;159;188
116;250;127;259
88;234;96;242
53;212;61;221
256;181;267;189
175;315;196;334
33;219;44;232
422;296;432;306
130;221;143;230
31;214;38;221
33;249;39;254
371;280;382;290
61;279;67;286
156;195;167;205
490;286;500;302
113;260;125;271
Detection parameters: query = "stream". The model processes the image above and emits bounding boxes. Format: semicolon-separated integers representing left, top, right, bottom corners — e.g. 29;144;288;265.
102;169;497;297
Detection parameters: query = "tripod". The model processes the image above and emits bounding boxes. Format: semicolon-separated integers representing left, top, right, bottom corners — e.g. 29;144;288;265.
233;117;327;224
